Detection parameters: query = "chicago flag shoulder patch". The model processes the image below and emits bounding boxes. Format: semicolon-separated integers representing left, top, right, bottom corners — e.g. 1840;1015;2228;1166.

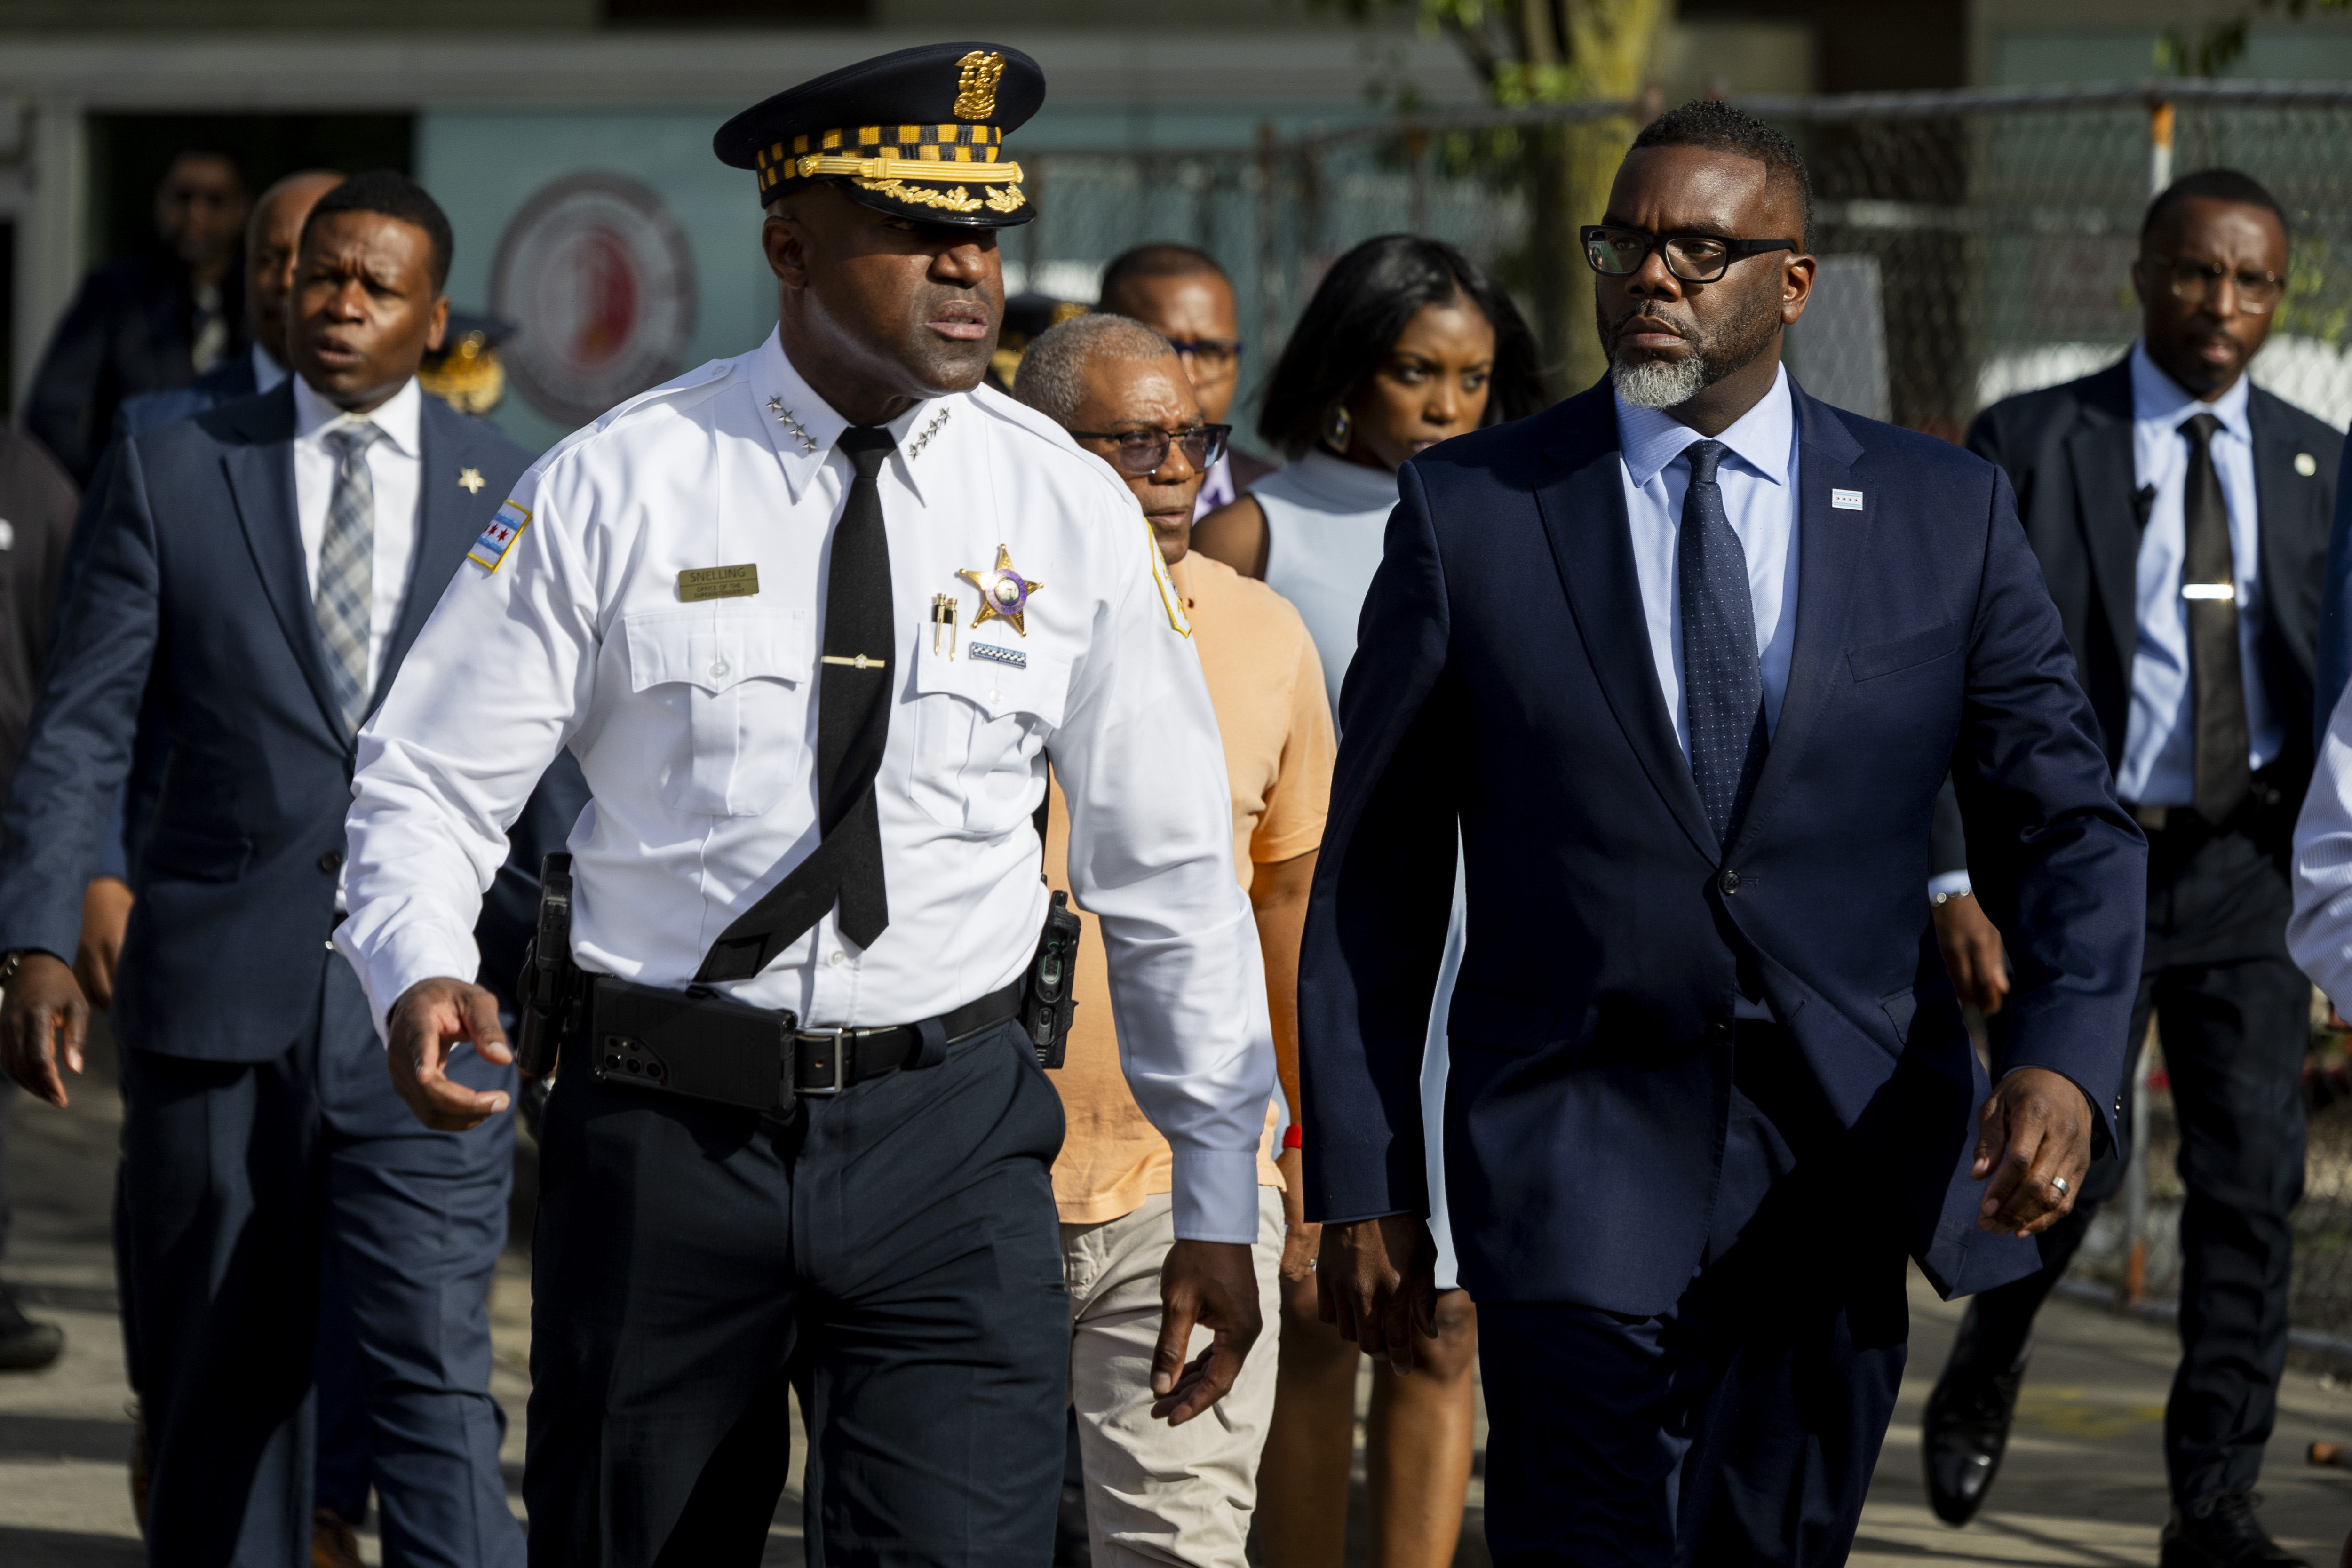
469;499;530;573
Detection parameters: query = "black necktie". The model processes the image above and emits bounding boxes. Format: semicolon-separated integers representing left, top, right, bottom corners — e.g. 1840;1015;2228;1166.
696;426;897;982
1678;440;1768;846
2180;413;2250;826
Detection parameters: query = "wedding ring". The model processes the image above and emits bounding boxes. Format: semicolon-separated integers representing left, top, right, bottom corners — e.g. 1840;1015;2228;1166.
2050;1176;2071;1199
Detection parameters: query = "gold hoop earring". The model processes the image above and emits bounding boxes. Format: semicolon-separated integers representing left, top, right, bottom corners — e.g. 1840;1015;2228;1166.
1322;406;1352;455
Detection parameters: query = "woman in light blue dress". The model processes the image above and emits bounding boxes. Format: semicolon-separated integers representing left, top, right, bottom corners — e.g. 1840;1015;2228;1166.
1193;234;1543;1568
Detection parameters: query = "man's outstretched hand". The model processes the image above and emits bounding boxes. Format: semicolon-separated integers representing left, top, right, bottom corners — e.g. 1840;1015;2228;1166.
386;976;514;1132
1;952;90;1107
1973;1065;2094;1237
1318;1213;1440;1372
1152;1239;1263;1426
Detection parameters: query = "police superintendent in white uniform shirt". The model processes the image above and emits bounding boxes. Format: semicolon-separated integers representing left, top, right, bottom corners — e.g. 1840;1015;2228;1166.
331;44;1273;1566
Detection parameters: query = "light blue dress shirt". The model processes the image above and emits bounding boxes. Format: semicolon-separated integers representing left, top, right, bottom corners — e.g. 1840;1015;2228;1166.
2118;341;2282;805
1613;365;1802;757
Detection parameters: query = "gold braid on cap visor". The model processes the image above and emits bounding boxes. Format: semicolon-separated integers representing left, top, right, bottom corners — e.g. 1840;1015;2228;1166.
757;124;1026;213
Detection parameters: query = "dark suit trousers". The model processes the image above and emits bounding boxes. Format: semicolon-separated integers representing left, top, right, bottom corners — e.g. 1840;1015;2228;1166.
120;958;522;1568
1478;1026;1911;1567
525;1017;1069;1568
1964;804;2307;1505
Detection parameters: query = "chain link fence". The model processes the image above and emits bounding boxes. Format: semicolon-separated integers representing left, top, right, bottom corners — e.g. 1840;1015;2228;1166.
1013;82;2352;444
1014;83;2352;1344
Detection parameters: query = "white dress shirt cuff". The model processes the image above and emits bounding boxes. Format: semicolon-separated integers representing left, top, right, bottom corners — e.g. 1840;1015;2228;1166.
1927;871;1974;901
1169;1146;1266;1244
334;919;481;1043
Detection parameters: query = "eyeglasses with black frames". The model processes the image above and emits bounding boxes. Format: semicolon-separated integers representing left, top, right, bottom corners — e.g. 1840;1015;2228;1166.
1066;423;1232;477
2142;252;2285;315
1580;225;1799;283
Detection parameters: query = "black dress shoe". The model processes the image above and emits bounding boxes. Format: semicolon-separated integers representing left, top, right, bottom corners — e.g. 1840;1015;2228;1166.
0;1283;63;1372
2161;1492;2313;1568
1922;1311;2030;1526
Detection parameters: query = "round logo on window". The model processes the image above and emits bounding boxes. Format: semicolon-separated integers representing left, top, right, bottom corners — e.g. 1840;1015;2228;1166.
491;172;698;427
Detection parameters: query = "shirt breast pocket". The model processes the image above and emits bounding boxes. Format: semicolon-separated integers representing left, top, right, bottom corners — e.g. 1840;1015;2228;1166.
906;642;1073;836
624;607;812;818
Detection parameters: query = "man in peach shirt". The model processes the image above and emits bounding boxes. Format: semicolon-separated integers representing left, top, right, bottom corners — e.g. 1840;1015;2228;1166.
1015;314;1331;1568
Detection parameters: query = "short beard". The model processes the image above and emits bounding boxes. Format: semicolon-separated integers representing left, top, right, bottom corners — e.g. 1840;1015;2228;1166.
1599;279;1783;411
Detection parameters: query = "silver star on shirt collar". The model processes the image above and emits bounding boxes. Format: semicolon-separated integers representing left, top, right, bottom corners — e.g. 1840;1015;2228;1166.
765;397;819;455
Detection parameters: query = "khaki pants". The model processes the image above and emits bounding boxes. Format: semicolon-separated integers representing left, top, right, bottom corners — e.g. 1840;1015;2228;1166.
1062;1187;1285;1568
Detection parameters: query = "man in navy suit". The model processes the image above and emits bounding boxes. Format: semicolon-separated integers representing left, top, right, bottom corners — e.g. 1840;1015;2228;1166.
71;168;347;1004
1299;101;2145;1564
0;172;533;1568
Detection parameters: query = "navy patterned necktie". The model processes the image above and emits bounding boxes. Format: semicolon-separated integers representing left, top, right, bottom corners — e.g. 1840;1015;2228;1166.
1678;439;1768;845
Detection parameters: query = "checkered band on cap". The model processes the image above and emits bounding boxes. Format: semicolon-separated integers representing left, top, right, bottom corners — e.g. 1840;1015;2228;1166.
758;123;1008;192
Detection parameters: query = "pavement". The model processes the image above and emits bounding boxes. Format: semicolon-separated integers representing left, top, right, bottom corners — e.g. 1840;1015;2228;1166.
3;1020;2351;1566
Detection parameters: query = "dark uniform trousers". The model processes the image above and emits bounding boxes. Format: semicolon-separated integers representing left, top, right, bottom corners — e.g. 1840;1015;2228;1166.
1478;1025;1912;1567
1963;791;2309;1505
526;1016;1070;1567
120;957;521;1568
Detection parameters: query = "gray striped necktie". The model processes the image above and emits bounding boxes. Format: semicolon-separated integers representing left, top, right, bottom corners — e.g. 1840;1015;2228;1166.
317;422;384;734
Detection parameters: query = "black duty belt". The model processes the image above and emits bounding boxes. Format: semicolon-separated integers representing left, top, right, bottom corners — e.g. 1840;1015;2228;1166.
581;973;1023;1113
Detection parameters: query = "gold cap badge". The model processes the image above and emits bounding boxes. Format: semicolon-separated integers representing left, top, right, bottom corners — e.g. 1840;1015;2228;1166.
954;51;1006;120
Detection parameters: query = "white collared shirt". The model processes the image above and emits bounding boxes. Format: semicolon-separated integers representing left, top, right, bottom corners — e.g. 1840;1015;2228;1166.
2119;340;2281;805
334;329;1274;1243
291;373;422;697
253;344;289;396
1613;365;1803;756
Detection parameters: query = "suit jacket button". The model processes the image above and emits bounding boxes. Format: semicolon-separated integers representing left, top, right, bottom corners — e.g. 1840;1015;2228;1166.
1718;869;1740;896
319;851;345;873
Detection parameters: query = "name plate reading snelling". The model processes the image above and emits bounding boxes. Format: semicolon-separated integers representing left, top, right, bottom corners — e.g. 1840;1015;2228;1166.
677;564;761;602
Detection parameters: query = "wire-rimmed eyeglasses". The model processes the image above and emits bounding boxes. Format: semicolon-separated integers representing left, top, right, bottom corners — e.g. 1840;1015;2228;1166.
1066;423;1232;477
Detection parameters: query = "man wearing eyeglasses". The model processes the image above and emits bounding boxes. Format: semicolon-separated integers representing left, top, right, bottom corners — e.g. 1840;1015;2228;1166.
1014;312;1331;1568
1301;100;2143;1564
1921;169;2338;1567
1097;244;1279;517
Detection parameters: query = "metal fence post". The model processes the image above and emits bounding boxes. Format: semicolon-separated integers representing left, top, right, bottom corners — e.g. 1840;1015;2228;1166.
2117;97;2174;1310
2151;95;2176;199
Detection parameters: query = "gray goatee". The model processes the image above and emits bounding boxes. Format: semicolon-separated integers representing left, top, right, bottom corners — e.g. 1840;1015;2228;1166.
1610;352;1711;410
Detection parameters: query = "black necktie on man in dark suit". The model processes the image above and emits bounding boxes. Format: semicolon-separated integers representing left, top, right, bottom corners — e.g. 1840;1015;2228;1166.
696;425;896;982
2180;413;2251;826
1679;439;1769;846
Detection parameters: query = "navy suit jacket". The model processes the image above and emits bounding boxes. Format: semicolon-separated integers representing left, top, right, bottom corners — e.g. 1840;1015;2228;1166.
0;382;540;1060
1297;379;2147;1315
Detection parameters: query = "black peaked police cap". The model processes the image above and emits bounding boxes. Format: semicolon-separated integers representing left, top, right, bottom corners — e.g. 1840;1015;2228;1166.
715;42;1045;229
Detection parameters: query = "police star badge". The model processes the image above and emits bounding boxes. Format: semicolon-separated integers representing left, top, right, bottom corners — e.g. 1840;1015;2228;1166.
458;467;485;494
957;545;1041;637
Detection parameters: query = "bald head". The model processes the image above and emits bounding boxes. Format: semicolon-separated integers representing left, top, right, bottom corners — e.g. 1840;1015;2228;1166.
248;170;346;365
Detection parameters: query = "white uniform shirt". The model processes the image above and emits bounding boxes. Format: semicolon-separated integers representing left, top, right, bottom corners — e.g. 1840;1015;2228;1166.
291;372;422;697
334;329;1274;1243
2294;682;2352;1009
1613;365;1803;753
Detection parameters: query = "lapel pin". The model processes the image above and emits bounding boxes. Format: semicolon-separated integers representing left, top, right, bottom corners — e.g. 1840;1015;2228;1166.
458;467;485;494
2297;452;2319;477
1831;487;1864;511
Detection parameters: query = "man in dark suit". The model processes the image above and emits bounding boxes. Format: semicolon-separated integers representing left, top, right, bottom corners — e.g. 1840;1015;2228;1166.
0;172;533;1568
1299;100;2144;1565
69;168;348;1007
24;148;252;487
1923;169;2340;1568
